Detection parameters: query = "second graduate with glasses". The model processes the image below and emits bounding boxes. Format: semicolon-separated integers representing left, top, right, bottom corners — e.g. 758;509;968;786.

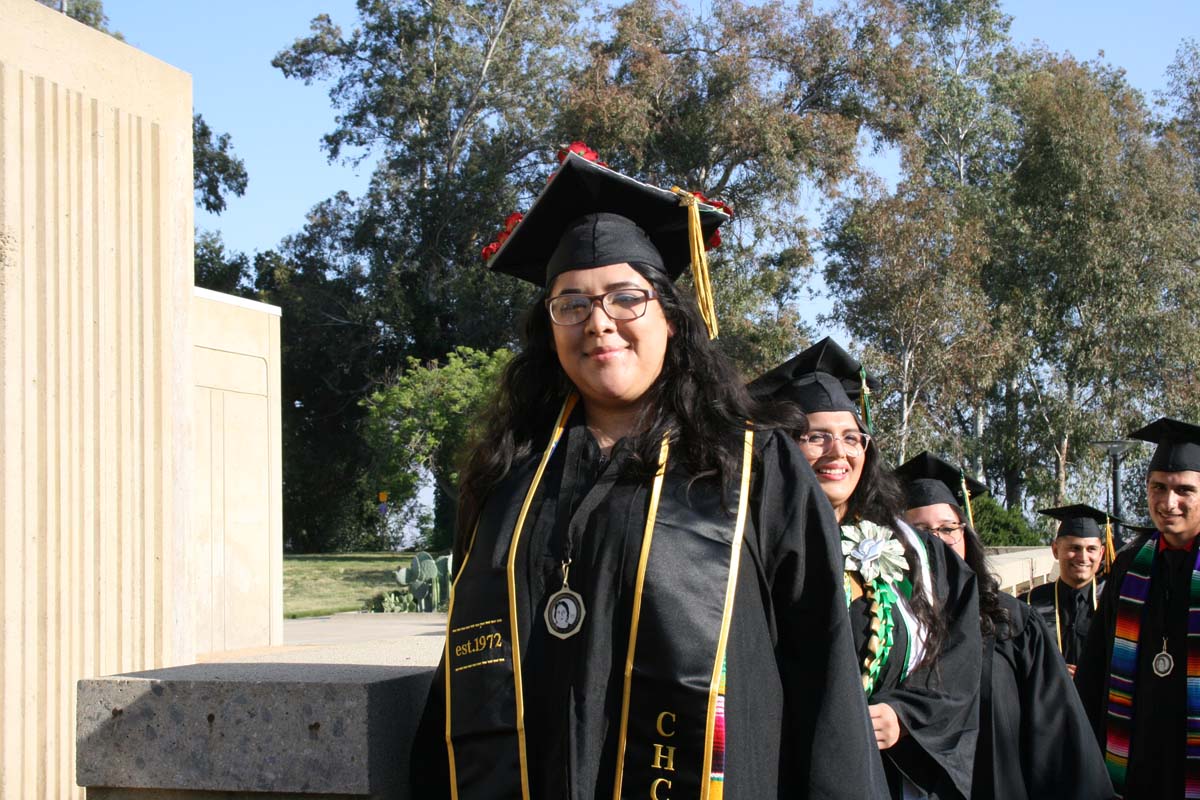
751;339;981;800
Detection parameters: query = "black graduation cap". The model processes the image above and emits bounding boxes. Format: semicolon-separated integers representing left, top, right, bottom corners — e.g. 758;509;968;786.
747;337;880;429
486;152;731;288
1037;504;1117;540
1128;417;1200;473
893;452;988;516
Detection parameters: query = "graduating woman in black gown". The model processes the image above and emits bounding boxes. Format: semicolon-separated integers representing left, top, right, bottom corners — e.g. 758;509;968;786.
895;453;1113;800
410;149;886;799
751;341;981;800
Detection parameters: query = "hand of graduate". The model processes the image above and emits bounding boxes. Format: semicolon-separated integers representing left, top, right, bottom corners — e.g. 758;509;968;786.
1066;663;1077;678
869;702;905;749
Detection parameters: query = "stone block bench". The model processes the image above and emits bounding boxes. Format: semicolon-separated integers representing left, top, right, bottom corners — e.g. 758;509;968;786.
77;662;435;799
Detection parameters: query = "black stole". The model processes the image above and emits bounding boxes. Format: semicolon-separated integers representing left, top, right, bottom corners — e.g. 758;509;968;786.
443;396;753;800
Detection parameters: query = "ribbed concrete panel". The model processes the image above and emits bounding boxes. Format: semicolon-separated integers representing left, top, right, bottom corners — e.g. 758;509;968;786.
0;2;194;798
190;288;283;657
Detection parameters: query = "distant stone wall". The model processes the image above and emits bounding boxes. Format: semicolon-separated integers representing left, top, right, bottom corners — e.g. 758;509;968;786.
1;1;194;797
191;288;283;654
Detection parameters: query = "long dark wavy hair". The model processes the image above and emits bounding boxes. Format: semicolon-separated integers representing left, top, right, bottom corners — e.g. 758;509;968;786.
456;263;806;553
956;510;1013;640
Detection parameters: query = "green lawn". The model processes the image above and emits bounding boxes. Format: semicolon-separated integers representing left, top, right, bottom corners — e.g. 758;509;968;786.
284;552;413;618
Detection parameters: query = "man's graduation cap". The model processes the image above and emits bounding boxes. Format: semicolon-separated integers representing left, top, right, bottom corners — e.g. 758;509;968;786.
1037;505;1116;540
1128;417;1200;473
747;337;880;432
1039;504;1120;573
894;451;987;528
485;151;731;336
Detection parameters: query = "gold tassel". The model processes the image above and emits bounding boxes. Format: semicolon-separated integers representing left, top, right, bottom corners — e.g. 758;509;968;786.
672;188;719;340
1104;517;1116;574
960;472;976;530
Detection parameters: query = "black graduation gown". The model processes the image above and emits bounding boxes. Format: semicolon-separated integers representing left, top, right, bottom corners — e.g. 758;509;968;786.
411;423;888;799
973;593;1114;800
1075;534;1198;799
851;530;980;800
1020;579;1101;665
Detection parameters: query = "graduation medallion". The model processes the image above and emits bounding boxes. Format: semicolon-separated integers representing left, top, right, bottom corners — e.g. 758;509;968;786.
545;561;585;640
1153;637;1174;678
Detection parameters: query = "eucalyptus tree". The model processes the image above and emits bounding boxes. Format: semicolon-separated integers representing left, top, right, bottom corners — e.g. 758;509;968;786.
271;0;589;547
552;0;925;374
273;0;588;362
989;54;1200;504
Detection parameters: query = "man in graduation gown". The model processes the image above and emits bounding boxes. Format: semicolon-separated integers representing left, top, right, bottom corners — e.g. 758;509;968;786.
1076;417;1200;798
1020;505;1113;676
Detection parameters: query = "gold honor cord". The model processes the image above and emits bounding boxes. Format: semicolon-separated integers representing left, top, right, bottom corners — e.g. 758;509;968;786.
699;427;755;799
443;393;578;800
505;392;578;800
672;188;719;340
612;434;672;799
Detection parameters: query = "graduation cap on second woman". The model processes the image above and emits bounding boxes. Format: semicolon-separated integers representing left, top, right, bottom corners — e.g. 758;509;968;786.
484;148;732;337
893;451;988;528
747;337;880;432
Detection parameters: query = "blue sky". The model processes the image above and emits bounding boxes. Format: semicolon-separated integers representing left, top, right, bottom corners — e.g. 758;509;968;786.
99;0;1197;261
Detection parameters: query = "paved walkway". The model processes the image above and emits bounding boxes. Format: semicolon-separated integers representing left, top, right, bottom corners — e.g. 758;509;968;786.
198;612;447;667
196;546;1054;668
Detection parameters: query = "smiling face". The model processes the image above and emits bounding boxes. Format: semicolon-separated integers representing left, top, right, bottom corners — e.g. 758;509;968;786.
548;263;674;415
1051;536;1103;588
799;410;865;521
1148;470;1200;547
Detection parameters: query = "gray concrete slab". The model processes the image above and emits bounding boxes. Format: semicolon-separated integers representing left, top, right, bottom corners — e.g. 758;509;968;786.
196;613;447;668
77;663;433;797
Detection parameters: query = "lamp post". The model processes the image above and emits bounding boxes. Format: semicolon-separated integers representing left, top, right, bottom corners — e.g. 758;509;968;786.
1090;439;1140;520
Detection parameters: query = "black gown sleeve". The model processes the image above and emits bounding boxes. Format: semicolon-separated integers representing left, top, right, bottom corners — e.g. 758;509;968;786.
410;658;451;795
871;532;981;799
754;430;890;799
1005;597;1114;799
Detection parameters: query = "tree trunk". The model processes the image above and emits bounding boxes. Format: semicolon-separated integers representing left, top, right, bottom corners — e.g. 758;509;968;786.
1055;432;1070;505
1002;378;1024;510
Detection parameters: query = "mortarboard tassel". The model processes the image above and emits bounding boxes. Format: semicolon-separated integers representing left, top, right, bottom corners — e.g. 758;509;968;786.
673;188;719;340
1104;516;1116;574
959;471;976;529
859;366;875;434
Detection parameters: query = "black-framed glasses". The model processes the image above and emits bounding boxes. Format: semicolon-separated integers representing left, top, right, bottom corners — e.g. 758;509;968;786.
914;523;966;542
795;431;871;455
545;288;660;326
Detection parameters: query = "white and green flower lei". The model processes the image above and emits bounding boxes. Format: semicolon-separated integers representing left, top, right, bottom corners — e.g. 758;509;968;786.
841;520;909;695
841;520;908;584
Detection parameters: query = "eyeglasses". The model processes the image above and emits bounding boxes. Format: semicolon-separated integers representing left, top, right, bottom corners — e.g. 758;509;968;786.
914;523;966;543
795;431;871;455
545;288;659;326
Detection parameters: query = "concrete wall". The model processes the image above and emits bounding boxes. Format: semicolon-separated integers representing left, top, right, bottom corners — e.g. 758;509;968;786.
191;288;283;654
0;2;194;797
988;547;1059;596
